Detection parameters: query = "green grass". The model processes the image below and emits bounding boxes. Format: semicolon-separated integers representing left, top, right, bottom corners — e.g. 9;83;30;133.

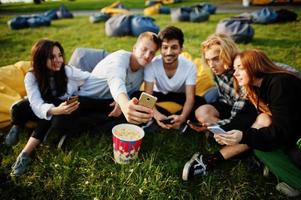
0;0;237;14
1;6;301;200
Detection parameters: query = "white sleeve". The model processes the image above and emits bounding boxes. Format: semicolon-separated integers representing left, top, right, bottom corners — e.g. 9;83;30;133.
106;62;128;102
24;72;54;120
185;63;197;85
65;65;91;85
144;63;155;83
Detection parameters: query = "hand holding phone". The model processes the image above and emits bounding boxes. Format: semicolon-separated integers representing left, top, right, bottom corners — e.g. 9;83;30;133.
207;125;227;134
159;117;174;125
187;120;203;127
138;92;157;109
66;96;79;105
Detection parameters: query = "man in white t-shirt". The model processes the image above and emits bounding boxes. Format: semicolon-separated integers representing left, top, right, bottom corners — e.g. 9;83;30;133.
79;32;161;125
144;26;205;129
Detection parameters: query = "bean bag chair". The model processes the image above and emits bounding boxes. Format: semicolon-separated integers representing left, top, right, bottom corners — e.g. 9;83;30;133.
56;4;73;19
251;7;278;24
101;1;129;16
105;14;133;37
254;148;301;192
275;9;298;23
89;12;111;23
159;5;170;14
190;8;210;22
44;9;58;20
144;3;160;16
216;18;255;44
68;48;110;72
27;15;51;28
7;16;29;30
202;3;217;14
171;7;192;22
130;16;160;37
251;0;272;5
0;61;31;128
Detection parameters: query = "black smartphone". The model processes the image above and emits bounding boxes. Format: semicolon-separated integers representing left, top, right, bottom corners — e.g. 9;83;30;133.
187;120;203;127
160;118;174;125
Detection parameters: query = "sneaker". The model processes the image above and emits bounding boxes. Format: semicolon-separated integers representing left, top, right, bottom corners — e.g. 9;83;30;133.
11;152;31;176
5;125;20;146
276;182;300;197
182;152;207;181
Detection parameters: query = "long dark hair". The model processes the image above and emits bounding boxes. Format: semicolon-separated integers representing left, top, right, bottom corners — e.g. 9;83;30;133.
31;39;67;102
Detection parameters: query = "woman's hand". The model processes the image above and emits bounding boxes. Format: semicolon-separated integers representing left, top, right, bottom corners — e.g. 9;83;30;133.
108;101;122;117
49;101;79;116
213;129;243;146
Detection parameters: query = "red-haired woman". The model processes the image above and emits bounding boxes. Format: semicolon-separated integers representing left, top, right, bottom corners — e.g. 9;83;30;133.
215;49;301;169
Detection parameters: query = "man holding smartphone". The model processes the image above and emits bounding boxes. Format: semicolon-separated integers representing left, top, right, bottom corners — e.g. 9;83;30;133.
143;26;206;130
182;34;257;181
75;32;161;125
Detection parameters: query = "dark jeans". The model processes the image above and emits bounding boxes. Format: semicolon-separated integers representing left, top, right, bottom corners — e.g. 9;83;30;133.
10;97;116;141
287;145;301;169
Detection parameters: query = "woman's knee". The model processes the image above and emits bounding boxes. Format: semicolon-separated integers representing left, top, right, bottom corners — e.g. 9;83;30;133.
252;113;272;129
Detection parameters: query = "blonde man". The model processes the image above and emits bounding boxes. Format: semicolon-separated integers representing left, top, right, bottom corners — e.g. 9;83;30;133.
182;34;257;181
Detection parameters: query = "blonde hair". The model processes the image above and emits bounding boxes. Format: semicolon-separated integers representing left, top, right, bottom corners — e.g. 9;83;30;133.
201;33;239;70
136;31;161;50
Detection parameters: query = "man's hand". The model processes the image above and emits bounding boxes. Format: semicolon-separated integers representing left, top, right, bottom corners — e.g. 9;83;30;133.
108;101;122;117
122;97;153;124
187;120;208;133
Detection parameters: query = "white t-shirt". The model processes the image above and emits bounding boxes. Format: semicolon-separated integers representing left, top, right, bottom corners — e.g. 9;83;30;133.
79;50;144;101
144;55;197;94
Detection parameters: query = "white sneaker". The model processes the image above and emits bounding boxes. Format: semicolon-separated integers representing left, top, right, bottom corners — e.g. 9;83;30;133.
276;182;300;197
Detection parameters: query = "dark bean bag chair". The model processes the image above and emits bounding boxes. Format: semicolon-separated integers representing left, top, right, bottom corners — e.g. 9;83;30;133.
27;15;51;28
105;14;133;37
251;7;278;24
7;16;29;30
56;4;73;19
159;5;171;14
275;9;298;23
216;18;254;44
201;3;217;14
190;8;210;22
171;7;192;22
89;12;111;23
44;9;58;20
130;16;160;37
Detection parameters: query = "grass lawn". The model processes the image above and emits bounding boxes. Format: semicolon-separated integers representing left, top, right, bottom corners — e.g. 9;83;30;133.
0;4;301;200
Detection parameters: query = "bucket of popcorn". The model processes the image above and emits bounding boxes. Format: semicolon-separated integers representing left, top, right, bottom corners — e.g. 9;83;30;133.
112;123;145;164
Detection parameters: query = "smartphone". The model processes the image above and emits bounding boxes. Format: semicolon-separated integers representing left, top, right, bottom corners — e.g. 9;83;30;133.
66;96;79;105
138;92;157;109
207;125;227;134
160;118;174;125
187;120;203;127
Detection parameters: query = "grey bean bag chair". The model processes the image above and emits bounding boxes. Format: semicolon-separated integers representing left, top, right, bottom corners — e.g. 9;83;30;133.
105;14;133;37
216;18;254;44
68;48;110;72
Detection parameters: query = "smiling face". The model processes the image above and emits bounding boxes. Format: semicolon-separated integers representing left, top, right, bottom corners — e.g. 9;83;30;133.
233;56;250;86
204;45;227;75
160;39;182;66
133;38;158;67
46;46;64;72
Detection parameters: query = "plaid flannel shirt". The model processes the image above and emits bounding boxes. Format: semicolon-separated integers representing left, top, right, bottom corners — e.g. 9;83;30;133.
214;70;246;126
